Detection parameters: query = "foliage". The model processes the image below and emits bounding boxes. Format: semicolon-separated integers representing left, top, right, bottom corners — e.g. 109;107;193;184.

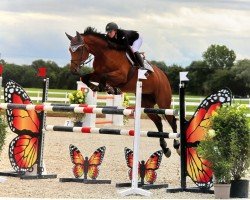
186;60;213;95
122;93;131;124
68;90;86;104
202;44;236;69
165;64;184;94
198;104;250;183
67;90;87;122
198;129;232;184
151;60;168;72
212;104;250;181
204;69;235;94
0;117;8;155
230;59;250;96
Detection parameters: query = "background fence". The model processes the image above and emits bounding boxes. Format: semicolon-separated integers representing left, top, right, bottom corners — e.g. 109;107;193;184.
0;89;249;117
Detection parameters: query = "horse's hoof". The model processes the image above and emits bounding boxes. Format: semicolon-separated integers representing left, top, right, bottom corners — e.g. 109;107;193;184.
90;85;99;92
105;85;115;94
173;139;180;149
163;148;171;158
173;139;181;156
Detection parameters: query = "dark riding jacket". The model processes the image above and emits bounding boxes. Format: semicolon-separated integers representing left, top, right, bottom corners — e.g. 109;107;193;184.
107;29;139;51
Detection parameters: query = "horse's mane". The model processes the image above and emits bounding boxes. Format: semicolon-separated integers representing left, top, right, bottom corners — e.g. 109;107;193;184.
82;27;107;41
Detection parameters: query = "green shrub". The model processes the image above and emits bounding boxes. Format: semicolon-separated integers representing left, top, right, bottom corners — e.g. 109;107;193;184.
213;104;250;181
198;129;232;183
198;104;250;183
0;116;8;154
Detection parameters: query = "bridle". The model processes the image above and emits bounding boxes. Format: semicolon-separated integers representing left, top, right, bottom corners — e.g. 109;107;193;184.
70;43;92;69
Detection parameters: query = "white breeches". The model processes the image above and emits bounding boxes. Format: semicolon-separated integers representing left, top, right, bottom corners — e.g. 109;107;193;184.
131;36;143;52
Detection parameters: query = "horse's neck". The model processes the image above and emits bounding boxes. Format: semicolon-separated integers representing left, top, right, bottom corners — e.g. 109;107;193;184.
84;36;130;72
84;36;106;56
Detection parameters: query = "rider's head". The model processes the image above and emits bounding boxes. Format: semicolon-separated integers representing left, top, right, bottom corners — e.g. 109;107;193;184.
106;22;118;38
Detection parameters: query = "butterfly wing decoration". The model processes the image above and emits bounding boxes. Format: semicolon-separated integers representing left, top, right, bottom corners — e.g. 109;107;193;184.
144;150;163;184
185;88;232;189
124;147;141;181
88;146;106;179
124;147;163;183
4;80;41;172
69;145;106;179
69;144;85;178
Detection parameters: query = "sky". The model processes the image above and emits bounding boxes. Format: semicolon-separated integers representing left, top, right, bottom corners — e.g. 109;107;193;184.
0;0;250;67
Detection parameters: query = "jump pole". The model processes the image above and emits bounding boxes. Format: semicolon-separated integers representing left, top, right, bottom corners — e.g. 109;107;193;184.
119;69;151;197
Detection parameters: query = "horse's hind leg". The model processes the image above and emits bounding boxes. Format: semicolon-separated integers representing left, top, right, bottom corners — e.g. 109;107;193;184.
164;114;177;133
156;94;179;155
146;113;171;158
141;94;171;158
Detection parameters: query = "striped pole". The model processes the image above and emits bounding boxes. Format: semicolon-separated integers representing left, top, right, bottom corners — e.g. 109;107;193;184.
0;103;178;116
45;125;180;139
44;103;118;109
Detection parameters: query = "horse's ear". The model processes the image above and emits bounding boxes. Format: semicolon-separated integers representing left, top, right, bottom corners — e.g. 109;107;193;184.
65;32;73;41
76;31;82;42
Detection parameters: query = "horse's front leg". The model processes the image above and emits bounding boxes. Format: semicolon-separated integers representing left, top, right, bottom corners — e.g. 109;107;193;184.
81;73;101;91
97;75;117;94
81;73;109;92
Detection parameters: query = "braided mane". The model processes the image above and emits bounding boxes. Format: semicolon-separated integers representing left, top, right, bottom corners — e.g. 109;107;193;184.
82;27;107;41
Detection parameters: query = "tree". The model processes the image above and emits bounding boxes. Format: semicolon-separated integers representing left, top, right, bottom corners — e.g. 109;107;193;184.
202;44;236;69
165;64;184;94
205;69;235;94
57;65;79;89
230;59;250;96
31;59;61;89
150;60;168;72
185;61;213;95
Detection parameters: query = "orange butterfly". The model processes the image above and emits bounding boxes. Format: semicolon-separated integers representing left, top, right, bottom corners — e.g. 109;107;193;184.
4;80;40;172
69;144;106;179
124;147;163;184
185;88;232;188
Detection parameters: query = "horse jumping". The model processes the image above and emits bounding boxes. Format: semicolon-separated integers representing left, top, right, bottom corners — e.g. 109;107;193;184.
65;27;177;157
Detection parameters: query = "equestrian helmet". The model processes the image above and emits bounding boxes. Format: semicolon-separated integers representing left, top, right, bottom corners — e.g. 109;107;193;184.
106;22;118;32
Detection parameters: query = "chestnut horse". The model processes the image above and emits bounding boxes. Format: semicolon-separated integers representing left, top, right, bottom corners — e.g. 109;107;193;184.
66;27;177;157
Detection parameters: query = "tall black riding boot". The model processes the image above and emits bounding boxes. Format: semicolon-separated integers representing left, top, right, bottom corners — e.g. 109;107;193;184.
134;51;146;70
127;47;138;66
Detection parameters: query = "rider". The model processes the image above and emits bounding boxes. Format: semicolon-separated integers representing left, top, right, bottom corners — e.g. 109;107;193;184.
105;22;145;69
